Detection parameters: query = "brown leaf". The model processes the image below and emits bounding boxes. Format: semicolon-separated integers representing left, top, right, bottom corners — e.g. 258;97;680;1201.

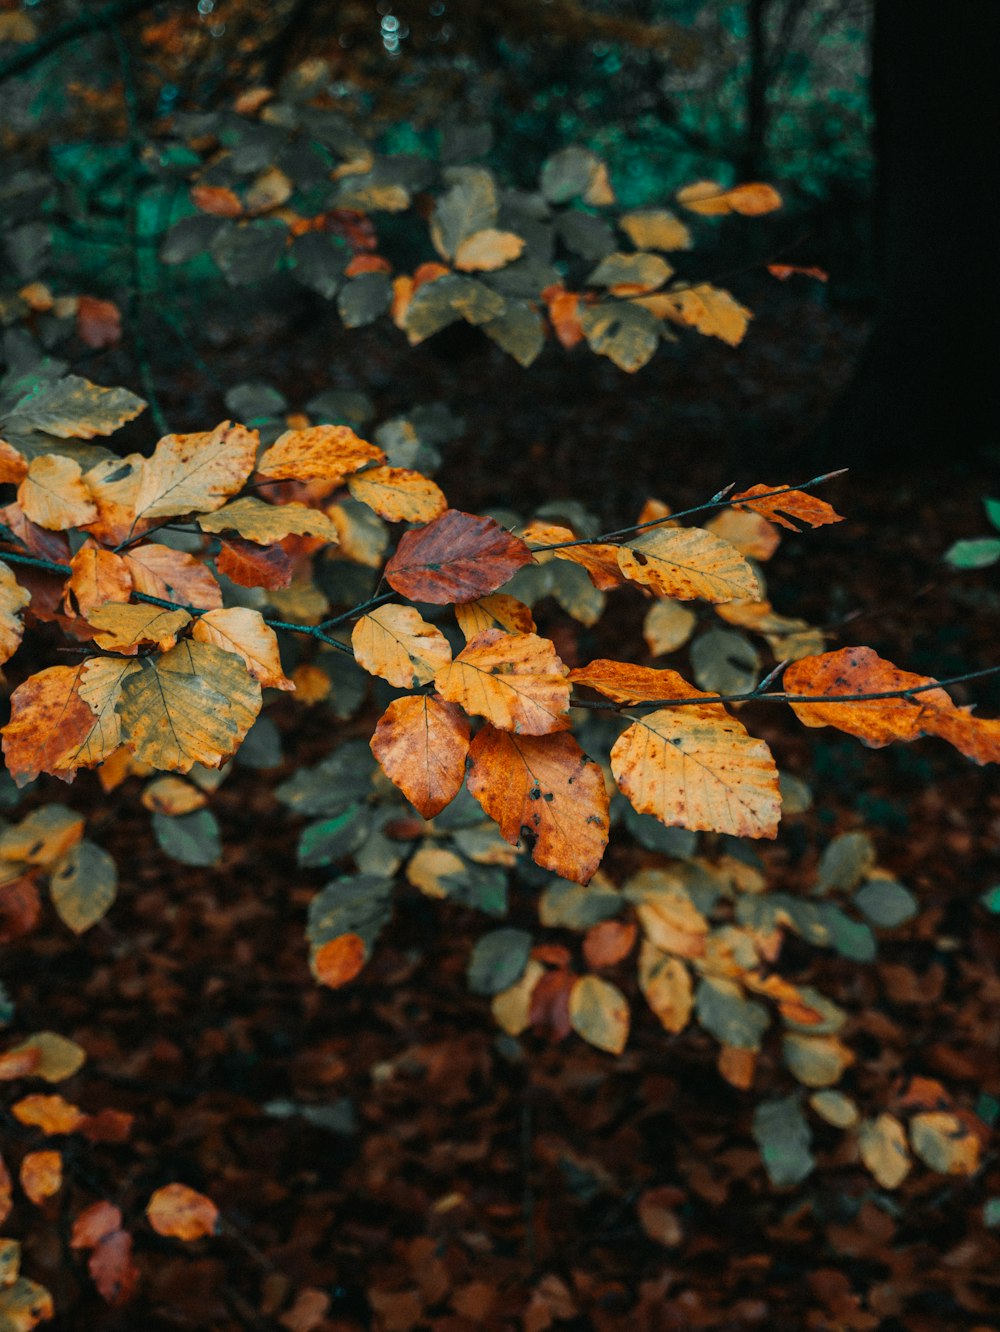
191;184;243;217
311;933;367;989
732;483;843;530
0;877;41;944
570;659;703;705
436;630;571;735
132;422;259;522
465;726;609;882
71;1201;124;1249
611;705;781;838
216;536;294;589
529;969;575;1042
1;661;133;784
582;920;637;969
191;607;294;690
146;1183;219;1240
88;1229;138;1306
370;695;470;818
784;648;949;747
257;425;384;485
384;509;533;604
76;297;122;349
64;546;133;618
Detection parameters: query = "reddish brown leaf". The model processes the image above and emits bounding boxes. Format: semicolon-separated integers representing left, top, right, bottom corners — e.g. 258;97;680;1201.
767;263;828;282
76;297;122;349
71;1201;124;1250
370;695;470;818
191;184;243;217
436;630;571;735
89;1230;139;1305
0;875;41;943
216;536;294;589
529;969;576;1042
0;1152;11;1225
582;920;637;969
384;509;534;604
465;726;609;883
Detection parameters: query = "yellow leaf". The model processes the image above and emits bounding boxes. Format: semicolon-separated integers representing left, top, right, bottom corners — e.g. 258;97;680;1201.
617;526;760;601
132;421;259;521
0;562;30;666
119;640;261;773
146;1183;219;1240
17;455;97;530
704;508;781;560
643;599;696;656
82;454;147;545
2;1033;85;1083
568;975;630;1054
491;959;545;1036
0;806;84;867
858;1113;911;1189
347;466;447;524
326;500;389;567
454;228;525;272
19;1150;62;1205
141;776;208;815
610;706;780;838
352;604;452;689
191;607;294;690
671;284;751;346
909;1111;981;1175
48;840;117;933
618;209;692;252
638;942;693;1033
455;594;536;641
87;603;192;654
435;630;571;735
257;424;384;484
197;497;339;543
64;546;133;618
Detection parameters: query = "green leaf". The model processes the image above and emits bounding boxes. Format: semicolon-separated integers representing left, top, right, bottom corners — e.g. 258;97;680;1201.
298;805;371;867
481;298;545;367
853;878;918;928
539;878;623;929
210;220;285;285
978;884;1000;913
695;976;769;1049
816;830;875;894
275;741;376;817
944;537;1000;569
48;839;117;933
467;927;533;996
290;232;347;298
307;874;394;950
752;1095;814;1187
984;497;1000;532
540;146;603;204
4;374;145;439
690;627;760;694
580;302;660;373
337;272;393;328
160;214;223;264
430;167;498;261
817;904;877;962
555;211;616;260
152;808;222;867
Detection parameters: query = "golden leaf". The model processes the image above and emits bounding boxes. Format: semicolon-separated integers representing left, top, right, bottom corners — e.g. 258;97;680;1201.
347;466;447;523
617;525;760;601
455;594;536;641
17;456;97;530
132;421;259;521
858;1113;911;1189
453;228;525;272
64;547;133;618
435;630;571;735
87;603;192;654
638;942;693;1033
670;284;752;346
352;604;452;689
0;562;30;666
123;544;222;610
197;497;339;543
257;424;384;485
191;607;293;690
146;1183;219;1240
618;209;692;252
568;976;630;1054
643;599;696;656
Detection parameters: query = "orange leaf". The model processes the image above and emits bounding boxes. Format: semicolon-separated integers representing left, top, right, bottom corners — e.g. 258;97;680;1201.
767;263;828;282
87;603;191;654
216;536;294;589
384;509;533;604
370;695;470;818
436;630;571;735
704;507;781;560
0;876;41;943
617;526;760;601
455;593;536;641
191;607;294;690
732;483;843;530
133;422;259;523
0;561;30;666
352;604;451;688
81;454;148;545
311;933;367;989
17;456;97;530
71;1201;123;1249
19;1150;61;1205
191;184;243;217
12;1094;86;1134
677;180;782;216
611;705;780;838
76;296;122;349
542;284;584;349
63;546;133;619
454;228;525;272
583;920;637;969
347;466;447;523
146;1183;219;1240
124;544;222;610
0;1152;11;1225
257;425;384;485
570;660;703;705
88;1229;138;1306
344;253;392;276
465;726;608;882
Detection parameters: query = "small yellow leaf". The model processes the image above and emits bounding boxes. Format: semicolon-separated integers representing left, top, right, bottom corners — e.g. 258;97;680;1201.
352;604;452;689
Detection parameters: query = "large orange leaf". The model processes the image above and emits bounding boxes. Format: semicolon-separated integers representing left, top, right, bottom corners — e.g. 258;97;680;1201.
370;695;470;818
257;424;384;485
132;421;258;522
617;526;760;601
0;561;30;665
12;1094;85;1134
347;465;447;523
435;630;571;735
351;604;452;688
17;456;97;530
732;483;843;530
465;726;609;882
64;547;133;618
123;544;222;610
384;509;533;604
570;660;703;705
1;660;136;785
610;705;780;838
191;607;294;690
118;640;261;772
146;1183;219;1240
784;646;1000;761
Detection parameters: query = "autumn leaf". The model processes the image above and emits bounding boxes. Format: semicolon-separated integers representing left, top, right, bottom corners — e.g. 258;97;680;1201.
71;1201;123;1250
384;509;533;604
582;920;637;969
436;630;571;735
351;604;451;689
12;1093;85;1134
618;209;692;252
611;704;781;838
767;263;828;282
191;183;243;216
668;284;752;346
677;180;782;215
17;455;97;530
119;640;261;772
87;1229;138;1306
0;562;30;666
617;525;760;601
123;544;222;611
132;421;259;522
64;546;133;618
732;483;843;530
453;228;525;272
87;603;192;654
347;466;447;523
1;1032;85;1082
192;607;294;690
257;425;384;485
704;507;781;560
643;599;696;656
6;374;144;440
20;1151;61;1205
465;726;609;882
858;1113;911;1189
454;594;536;641
216;537;293;589
146;1183;219;1240
311;933;367;989
198;496;339;543
570;659;702;705
370;695;470;818
567;975;630;1053
49;840;118;933
638;941;693;1033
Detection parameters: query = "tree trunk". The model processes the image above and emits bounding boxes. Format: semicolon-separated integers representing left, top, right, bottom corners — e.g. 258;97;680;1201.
819;0;1000;471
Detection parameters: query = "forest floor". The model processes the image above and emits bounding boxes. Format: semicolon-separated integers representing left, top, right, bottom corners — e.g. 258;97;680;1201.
5;286;1000;1331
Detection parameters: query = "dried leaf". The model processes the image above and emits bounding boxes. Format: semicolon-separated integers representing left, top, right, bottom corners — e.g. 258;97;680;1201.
0;562;30;666
88;1229;138;1306
347;466;447;523
643;598;697;656
87;603;191;654
216;537;293;589
146;1183;219;1240
617;526;760;601
669;284;752;346
64;547;133;618
19;1151;62;1205
677;180;782;215
858;1113;911;1189
732;483;843;530
465;727;609;882
436;630;571;735
12;1093;85;1134
351;604;452;688
18;456;97;530
384;509;533;604
123;544;222;611
49;841;117;933
133;422;259;521
370;695;470;818
198;496;338;543
192;607;294;690
257;425;384;484
455;594;535;640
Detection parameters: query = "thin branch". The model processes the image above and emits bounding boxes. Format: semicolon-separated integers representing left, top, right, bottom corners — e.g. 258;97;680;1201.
531;471;847;552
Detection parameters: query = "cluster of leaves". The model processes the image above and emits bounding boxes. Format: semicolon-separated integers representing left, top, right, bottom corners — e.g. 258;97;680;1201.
0;1024;219;1324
